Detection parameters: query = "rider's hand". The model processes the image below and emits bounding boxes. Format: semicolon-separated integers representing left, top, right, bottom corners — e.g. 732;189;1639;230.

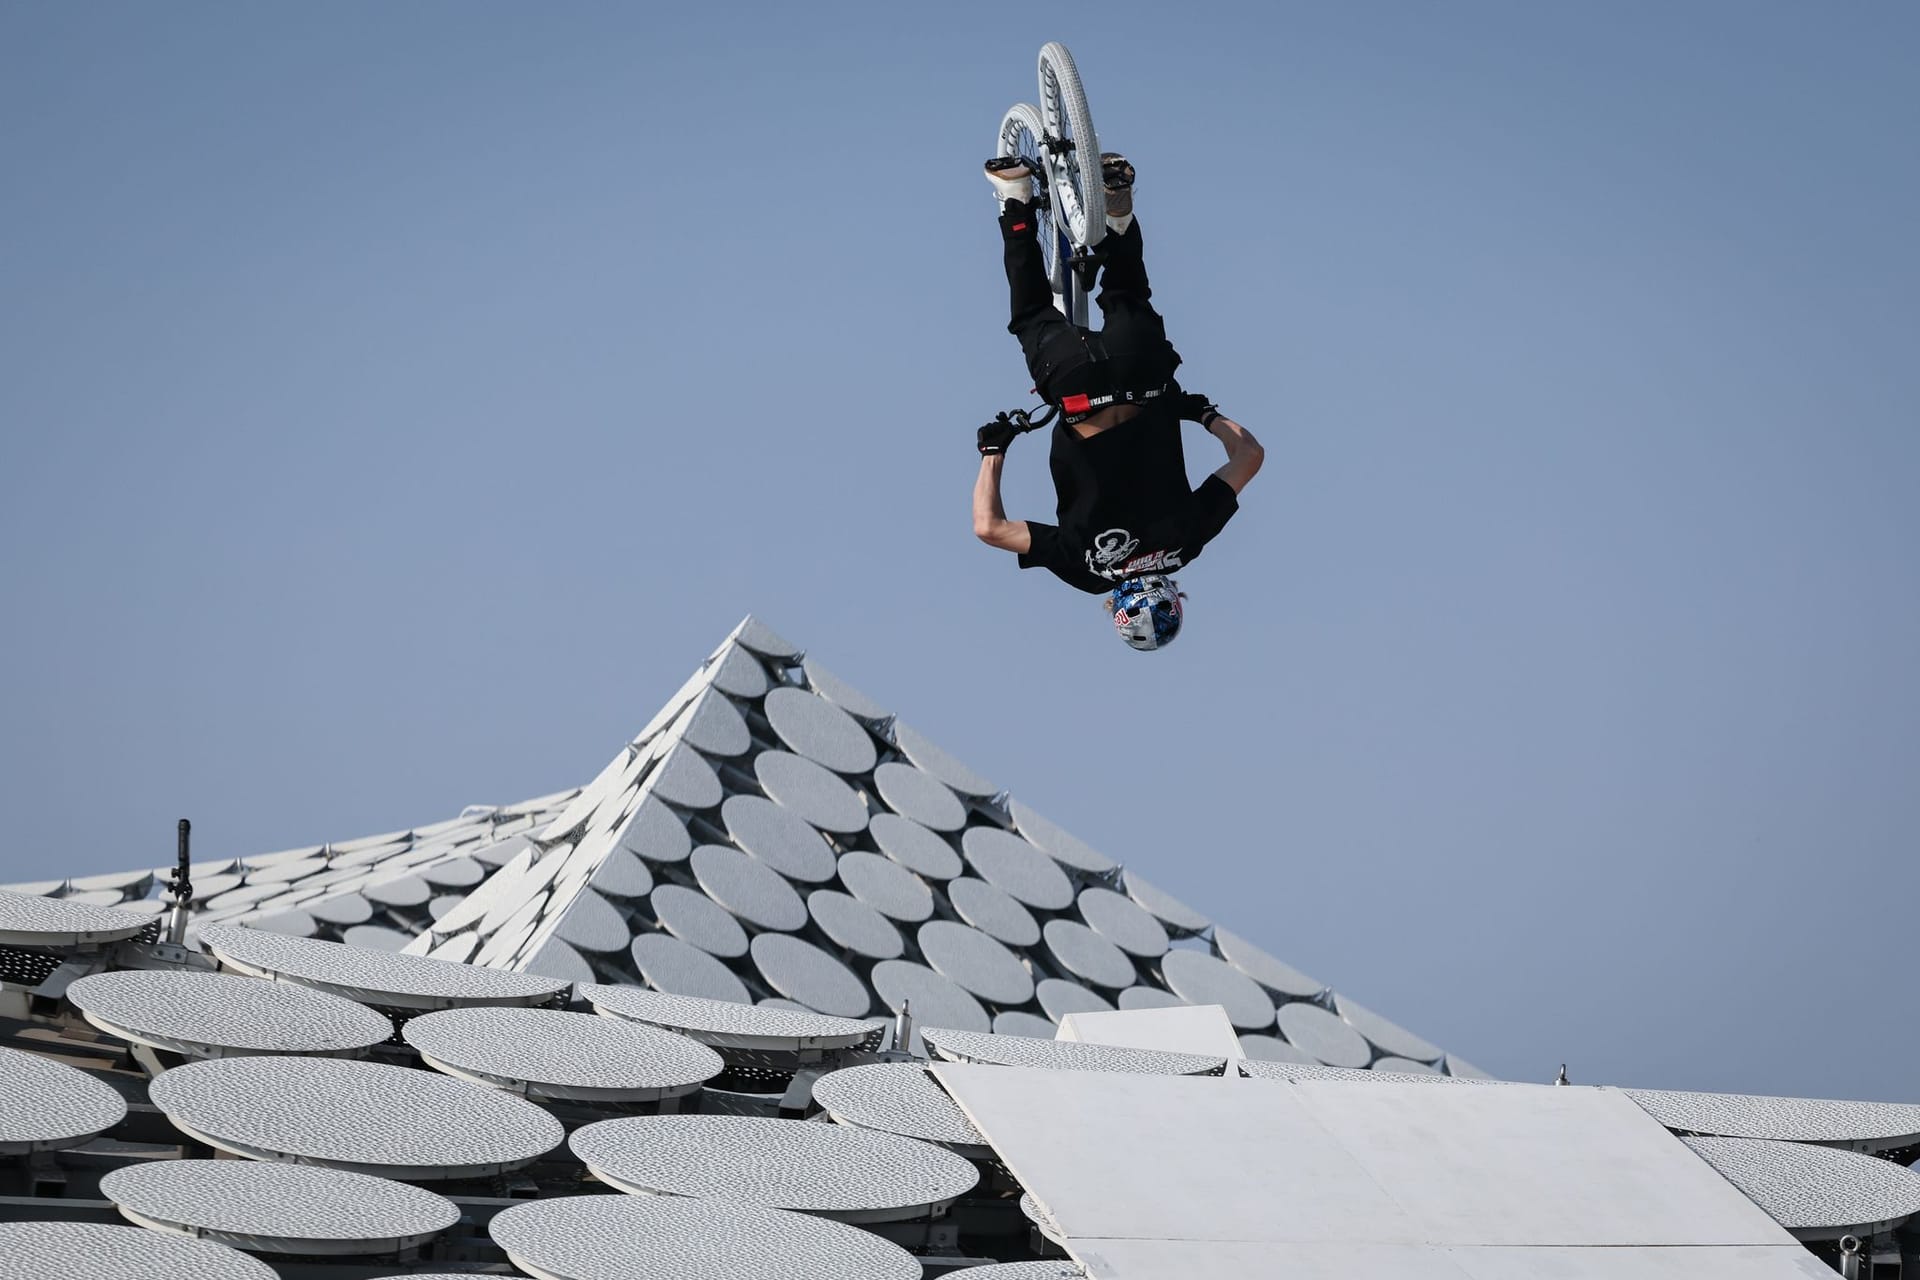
977;415;1021;455
1174;392;1221;426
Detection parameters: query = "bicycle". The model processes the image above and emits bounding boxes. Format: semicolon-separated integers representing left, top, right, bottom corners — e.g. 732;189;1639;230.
996;42;1105;328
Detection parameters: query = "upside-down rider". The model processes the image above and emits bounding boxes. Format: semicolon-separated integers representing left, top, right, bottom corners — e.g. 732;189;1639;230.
972;151;1264;651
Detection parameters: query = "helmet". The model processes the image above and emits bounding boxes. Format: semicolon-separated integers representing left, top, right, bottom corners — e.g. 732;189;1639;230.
1109;576;1185;651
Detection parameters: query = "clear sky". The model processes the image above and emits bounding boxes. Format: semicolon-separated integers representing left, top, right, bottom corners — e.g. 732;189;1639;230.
3;2;1915;1100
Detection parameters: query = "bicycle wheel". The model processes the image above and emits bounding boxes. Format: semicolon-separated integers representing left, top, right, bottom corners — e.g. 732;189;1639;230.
998;102;1072;313
1036;42;1105;255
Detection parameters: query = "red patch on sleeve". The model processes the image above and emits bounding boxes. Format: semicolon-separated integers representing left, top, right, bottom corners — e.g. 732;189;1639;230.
1062;393;1092;414
1010;222;1028;232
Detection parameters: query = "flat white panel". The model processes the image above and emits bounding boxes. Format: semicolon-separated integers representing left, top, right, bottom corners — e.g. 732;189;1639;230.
1449;1245;1834;1279
934;1066;1410;1244
1071;1242;1828;1280
1291;1080;1788;1247
935;1067;1798;1256
1056;1005;1242;1060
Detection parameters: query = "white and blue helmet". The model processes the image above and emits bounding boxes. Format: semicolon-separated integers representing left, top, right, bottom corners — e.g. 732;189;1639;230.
1109;575;1185;651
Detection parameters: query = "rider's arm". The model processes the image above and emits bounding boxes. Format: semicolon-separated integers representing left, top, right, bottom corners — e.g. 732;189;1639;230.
972;454;1033;554
1206;416;1265;495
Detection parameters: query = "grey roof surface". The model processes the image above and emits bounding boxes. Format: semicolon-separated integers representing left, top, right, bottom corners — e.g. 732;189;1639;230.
67;969;391;1058
0;1222;278;1280
0;1045;127;1153
98;1159;459;1250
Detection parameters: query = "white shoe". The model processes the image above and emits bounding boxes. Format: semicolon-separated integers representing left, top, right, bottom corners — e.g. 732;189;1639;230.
984;157;1036;206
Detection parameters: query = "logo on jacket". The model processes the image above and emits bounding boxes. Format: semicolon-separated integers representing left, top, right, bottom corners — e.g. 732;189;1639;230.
1086;528;1182;579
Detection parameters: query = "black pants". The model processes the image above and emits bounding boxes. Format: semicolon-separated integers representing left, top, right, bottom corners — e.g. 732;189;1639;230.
1001;203;1181;405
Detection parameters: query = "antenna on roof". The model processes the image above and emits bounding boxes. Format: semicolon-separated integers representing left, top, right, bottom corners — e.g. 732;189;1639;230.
1554;1064;1569;1086
894;999;914;1056
165;818;193;945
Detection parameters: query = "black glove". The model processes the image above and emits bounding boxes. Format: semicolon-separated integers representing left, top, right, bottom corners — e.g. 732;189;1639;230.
1174;392;1222;427
977;414;1021;455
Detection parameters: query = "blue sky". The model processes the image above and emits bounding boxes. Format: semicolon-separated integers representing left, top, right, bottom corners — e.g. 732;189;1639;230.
3;2;1916;1100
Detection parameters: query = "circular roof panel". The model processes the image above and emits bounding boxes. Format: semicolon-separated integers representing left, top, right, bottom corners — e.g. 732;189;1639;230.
691;844;808;933
961;827;1074;910
1627;1089;1920;1152
617;795;692;865
754;751;870;835
1275;1001;1373;1068
891;723;996;797
0;889;153;947
868;814;963;881
200;925;566;1010
947;876;1040;947
1214;926;1324;1000
99;1159;458;1254
571;1114;977;1222
1682;1136;1920;1237
807;889;904;960
837;851;934;923
869;960;989;1052
1120;870;1211;935
764;686;878;775
67;970;390;1059
403;1006;722;1102
1077;887;1169;959
1160;950;1278;1031
0;1045;127;1154
628;933;751;1004
749;932;871;1018
873;762;967;832
650;883;749;958
723;794;838;883
811;1061;988;1151
489;1192;921;1280
919;921;1035;1006
0;1222;276;1280
801;660;891;721
1008;798;1118;875
147;1055;564;1178
1042;919;1138;990
581;984;882;1051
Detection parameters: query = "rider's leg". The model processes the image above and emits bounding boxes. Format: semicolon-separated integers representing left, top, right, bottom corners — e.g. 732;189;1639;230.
1095;217;1182;392
1002;201;1096;401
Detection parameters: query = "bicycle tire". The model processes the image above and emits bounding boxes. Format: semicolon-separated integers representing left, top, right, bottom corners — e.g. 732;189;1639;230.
1037;42;1105;255
998;102;1071;312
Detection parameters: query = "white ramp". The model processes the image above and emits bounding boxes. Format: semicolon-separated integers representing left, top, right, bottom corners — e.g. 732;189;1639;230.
934;1066;1833;1280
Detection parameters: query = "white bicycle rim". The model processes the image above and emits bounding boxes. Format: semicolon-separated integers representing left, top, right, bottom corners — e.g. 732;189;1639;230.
1037;42;1105;255
998;102;1072;311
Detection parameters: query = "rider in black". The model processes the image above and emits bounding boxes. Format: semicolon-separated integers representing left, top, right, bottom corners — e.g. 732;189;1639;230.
971;153;1264;647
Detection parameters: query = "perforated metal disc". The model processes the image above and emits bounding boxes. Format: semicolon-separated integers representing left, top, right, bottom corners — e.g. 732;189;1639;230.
870;960;989;1052
1275;1000;1373;1067
200;925;567;1010
721;794;838;883
754;751;869;834
552;886;631;954
1120;869;1210;935
873;761;966;832
733;616;802;659
629;933;751;1003
802;659;890;721
993;1010;1060;1037
674;689;751;757
147;1055;563;1178
1372;1056;1442;1074
489;1192;922;1280
807;889;904;960
709;642;772;698
590;846;655;898
250;909;318;938
1159;949;1278;1031
890;722;996;796
403;1006;722;1102
246;855;327;885
67;970;390;1059
764;686;878;774
947;1264;1086;1279
1042;919;1138;990
837;850;934;923
650;883;749;958
1213;925;1325;1000
571;1114;977;1221
0;1222;278;1280
617;795;692;864
649;745;723;810
691;844;808;932
961;827;1074;910
421;856;486;889
921;1026;1224;1076
340;923;416;953
0;889;153;946
1331;997;1444;1066
1034;977;1114;1021
0;1044;127;1154
1237;1034;1317;1064
1007;798;1118;875
582;984;882;1052
522;936;597;985
947;876;1041;947
918;921;1034;1006
868;813;963;880
811;1061;989;1151
1236;1059;1467;1085
99;1159;459;1254
750;932;871;1018
1682;1136;1920;1236
1076;886;1169;958
1626;1088;1920;1152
